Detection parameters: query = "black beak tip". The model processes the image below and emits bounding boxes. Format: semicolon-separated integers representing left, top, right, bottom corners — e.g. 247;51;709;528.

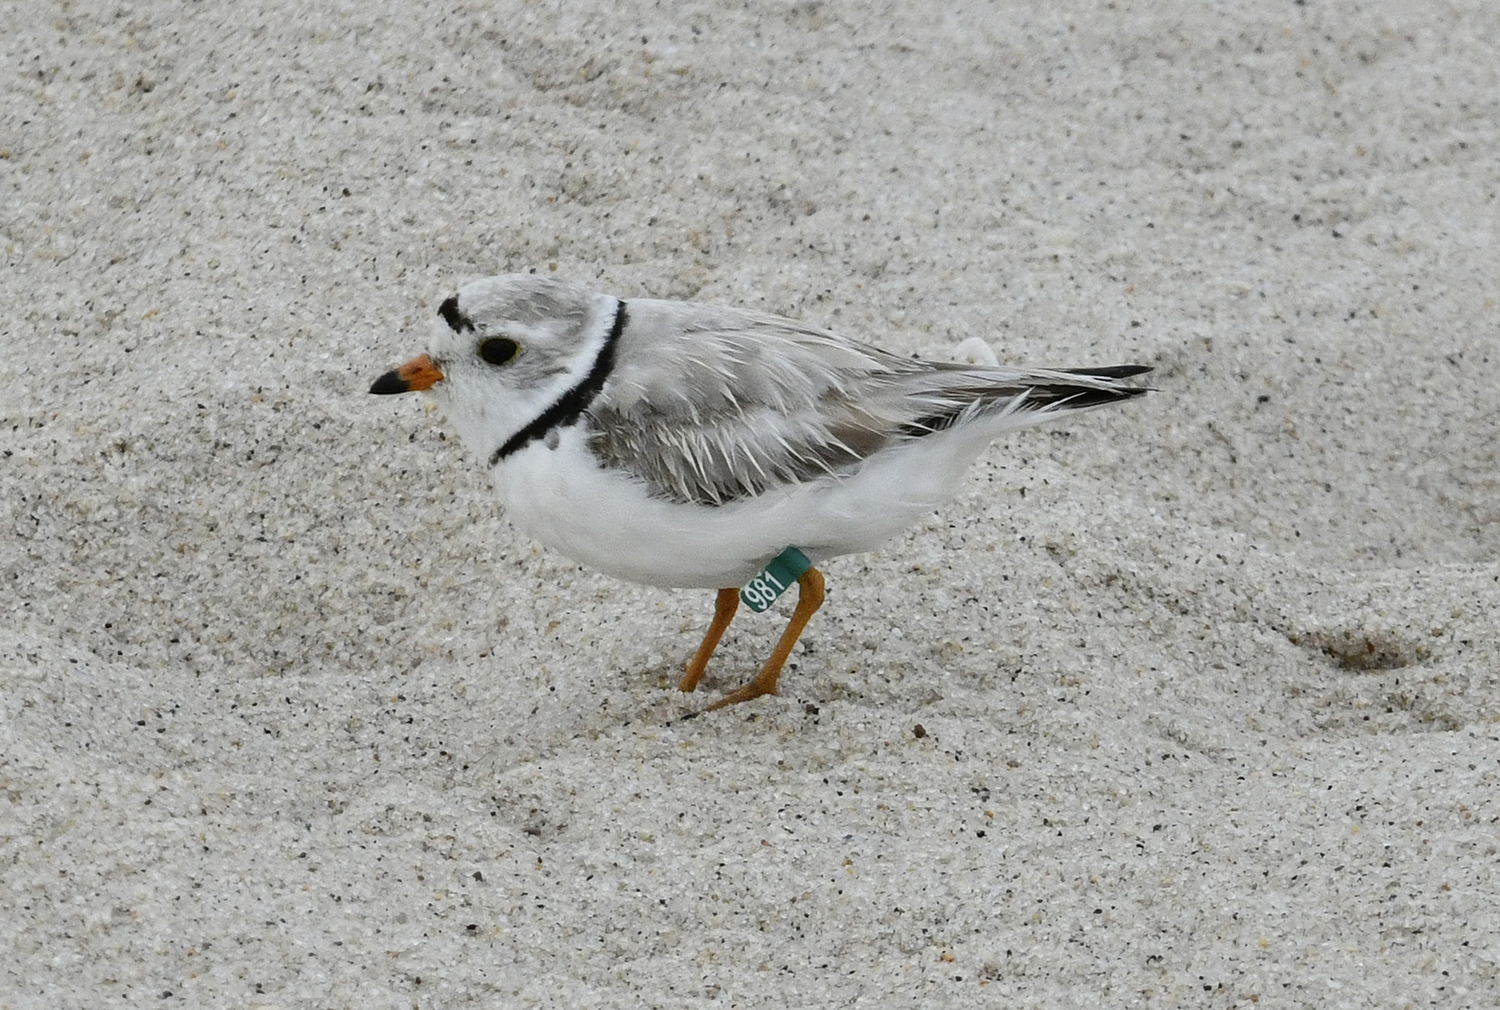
369;370;409;395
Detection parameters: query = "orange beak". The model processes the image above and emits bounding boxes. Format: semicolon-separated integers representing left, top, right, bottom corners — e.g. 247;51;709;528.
370;354;445;394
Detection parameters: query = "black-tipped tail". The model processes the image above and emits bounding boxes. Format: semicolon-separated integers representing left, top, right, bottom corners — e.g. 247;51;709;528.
900;366;1150;437
1061;364;1154;380
1023;381;1149;411
1021;365;1153;411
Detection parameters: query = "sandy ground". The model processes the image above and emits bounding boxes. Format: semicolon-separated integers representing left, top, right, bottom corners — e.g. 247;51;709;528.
4;1;1499;1006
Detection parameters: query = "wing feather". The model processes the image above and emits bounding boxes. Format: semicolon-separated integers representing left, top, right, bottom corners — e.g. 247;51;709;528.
586;298;1147;505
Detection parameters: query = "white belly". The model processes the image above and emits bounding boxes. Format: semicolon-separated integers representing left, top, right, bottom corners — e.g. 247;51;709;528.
489;425;994;589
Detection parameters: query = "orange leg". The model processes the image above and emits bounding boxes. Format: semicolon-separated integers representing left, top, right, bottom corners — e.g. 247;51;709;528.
679;587;740;693
705;568;825;711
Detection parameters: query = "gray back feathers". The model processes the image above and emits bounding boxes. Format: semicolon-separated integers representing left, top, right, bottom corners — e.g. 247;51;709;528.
587;299;1147;506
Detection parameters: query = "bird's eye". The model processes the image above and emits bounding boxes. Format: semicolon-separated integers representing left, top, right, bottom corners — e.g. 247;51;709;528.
478;337;520;366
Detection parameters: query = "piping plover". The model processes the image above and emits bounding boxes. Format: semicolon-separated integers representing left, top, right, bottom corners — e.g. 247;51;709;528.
372;274;1150;710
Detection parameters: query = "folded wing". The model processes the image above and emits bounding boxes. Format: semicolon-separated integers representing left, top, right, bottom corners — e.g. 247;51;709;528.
587;299;1148;506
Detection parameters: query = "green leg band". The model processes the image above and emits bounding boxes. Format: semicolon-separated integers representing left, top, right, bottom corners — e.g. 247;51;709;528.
740;546;812;613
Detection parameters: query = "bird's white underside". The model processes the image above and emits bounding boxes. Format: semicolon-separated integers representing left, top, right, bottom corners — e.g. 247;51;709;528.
495;418;1004;589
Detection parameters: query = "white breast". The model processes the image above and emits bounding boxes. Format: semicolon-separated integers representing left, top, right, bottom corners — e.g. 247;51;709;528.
489;422;998;589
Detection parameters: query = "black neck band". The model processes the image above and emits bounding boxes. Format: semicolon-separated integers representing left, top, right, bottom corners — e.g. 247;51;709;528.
489;298;628;467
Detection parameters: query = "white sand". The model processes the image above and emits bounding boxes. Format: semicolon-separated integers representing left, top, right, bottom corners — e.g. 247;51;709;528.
4;1;1498;1005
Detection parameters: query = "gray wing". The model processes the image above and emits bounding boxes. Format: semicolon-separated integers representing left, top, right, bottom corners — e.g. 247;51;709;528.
586;298;1147;506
